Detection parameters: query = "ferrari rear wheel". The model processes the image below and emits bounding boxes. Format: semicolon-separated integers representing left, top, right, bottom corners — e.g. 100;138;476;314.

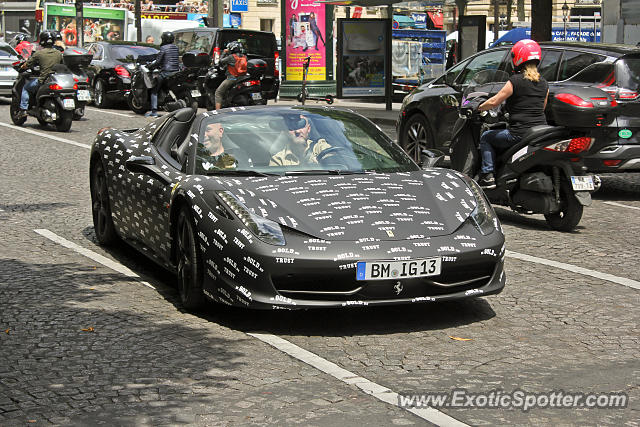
91;160;118;245
175;208;205;310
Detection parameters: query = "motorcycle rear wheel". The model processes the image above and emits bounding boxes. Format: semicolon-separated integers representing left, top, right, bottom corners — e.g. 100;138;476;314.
128;91;148;115
544;179;583;232
10;101;26;126
55;109;73;132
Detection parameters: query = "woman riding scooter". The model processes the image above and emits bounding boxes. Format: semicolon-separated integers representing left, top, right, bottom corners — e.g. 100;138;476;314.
476;39;549;189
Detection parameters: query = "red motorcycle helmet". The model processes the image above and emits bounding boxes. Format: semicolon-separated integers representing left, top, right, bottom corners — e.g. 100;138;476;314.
511;39;542;70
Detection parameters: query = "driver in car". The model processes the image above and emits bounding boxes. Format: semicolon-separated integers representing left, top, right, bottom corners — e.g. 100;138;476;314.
270;115;331;166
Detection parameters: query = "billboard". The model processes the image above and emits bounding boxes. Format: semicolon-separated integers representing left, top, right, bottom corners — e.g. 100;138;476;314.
284;0;327;81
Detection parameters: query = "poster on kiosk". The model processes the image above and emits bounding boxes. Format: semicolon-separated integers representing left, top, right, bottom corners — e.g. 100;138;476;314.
284;0;327;81
337;18;390;98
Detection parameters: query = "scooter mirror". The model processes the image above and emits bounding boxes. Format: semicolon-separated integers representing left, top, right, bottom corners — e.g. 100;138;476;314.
420;149;446;168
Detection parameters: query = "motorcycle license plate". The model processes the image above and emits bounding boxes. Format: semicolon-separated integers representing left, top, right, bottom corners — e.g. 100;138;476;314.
77;89;91;101
251;92;262;100
63;98;75;110
190;89;201;98
356;257;441;281
571;175;594;191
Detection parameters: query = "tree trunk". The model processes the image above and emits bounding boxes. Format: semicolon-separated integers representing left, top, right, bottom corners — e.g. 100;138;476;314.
531;0;552;42
493;0;500;42
517;0;525;22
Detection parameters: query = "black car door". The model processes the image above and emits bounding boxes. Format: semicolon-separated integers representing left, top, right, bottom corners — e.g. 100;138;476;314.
433;48;509;145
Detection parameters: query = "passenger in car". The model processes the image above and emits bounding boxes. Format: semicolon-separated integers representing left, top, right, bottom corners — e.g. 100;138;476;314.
269;115;331;166
197;122;237;171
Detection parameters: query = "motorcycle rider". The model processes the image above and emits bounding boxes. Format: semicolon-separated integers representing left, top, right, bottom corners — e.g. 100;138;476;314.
476;39;549;189
215;41;248;110
17;30;63;120
14;34;34;59
146;31;180;117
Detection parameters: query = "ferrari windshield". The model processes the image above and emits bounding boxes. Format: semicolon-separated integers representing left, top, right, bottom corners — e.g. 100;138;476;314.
194;107;418;175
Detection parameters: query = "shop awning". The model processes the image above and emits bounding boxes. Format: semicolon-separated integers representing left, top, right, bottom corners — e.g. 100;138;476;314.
393;14;415;28
315;0;407;6
427;11;443;29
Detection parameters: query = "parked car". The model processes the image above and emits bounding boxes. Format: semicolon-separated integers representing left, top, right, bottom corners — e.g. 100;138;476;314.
0;42;20;97
172;28;280;101
397;42;640;173
90;106;505;311
85;41;159;108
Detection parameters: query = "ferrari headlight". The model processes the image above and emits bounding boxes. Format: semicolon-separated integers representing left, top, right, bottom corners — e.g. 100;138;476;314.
461;175;500;236
217;191;286;246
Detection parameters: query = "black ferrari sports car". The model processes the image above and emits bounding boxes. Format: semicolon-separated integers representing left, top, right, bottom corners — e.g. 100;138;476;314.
90;106;506;310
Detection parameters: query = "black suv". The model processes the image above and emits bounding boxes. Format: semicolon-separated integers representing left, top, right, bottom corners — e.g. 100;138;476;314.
172;28;280;101
397;42;640;173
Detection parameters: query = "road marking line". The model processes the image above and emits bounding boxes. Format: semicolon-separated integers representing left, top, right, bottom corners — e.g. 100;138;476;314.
34;227;467;425
0;122;91;149
507;250;640;290
85;107;137;118
248;332;468;427
34;229;156;289
603;201;640;211
32;228;640;423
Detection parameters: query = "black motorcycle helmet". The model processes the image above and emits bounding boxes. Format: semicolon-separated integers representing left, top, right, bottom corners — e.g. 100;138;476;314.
226;41;245;54
39;30;55;47
160;31;175;46
14;33;29;43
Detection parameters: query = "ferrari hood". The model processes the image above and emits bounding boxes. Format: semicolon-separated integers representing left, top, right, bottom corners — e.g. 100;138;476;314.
209;170;478;241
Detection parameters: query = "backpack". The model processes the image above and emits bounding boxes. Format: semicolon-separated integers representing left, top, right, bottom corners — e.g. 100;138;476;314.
228;54;247;77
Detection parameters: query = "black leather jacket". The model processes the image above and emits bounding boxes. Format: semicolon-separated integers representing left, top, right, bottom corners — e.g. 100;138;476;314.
154;43;180;73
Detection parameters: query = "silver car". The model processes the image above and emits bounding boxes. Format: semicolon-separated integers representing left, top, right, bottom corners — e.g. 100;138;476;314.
0;42;20;97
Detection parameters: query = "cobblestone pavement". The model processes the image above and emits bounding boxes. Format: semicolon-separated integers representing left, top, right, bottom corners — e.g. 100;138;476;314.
0;100;638;426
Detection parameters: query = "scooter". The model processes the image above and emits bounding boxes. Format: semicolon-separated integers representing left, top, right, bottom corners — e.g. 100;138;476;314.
297;56;334;105
128;51;208;114
62;47;93;120
449;69;616;232
204;58;268;110
10;60;78;132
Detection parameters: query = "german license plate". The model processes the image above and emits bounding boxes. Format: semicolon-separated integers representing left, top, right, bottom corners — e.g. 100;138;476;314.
571;175;594;191
251;92;262;100
356;257;441;281
191;89;201;97
63;98;75;109
77;89;91;101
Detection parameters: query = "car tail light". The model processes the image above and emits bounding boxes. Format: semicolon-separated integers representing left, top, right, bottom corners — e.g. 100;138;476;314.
274;51;280;77
603;159;622;166
618;88;639;100
97;127;111;135
49;83;63;90
115;65;130;78
73;84;78;90
544;137;594;153
244;80;260;87
213;47;221;65
555;93;593;108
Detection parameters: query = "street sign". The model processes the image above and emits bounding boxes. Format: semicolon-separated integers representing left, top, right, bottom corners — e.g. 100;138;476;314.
230;0;248;12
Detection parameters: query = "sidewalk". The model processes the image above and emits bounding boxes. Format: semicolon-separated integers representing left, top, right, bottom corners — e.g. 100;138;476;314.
274;97;402;127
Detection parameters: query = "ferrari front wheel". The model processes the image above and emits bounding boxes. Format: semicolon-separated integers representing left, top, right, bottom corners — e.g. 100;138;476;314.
175;208;205;310
91;160;118;245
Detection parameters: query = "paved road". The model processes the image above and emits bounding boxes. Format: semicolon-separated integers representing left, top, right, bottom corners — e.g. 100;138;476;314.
0;100;638;426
